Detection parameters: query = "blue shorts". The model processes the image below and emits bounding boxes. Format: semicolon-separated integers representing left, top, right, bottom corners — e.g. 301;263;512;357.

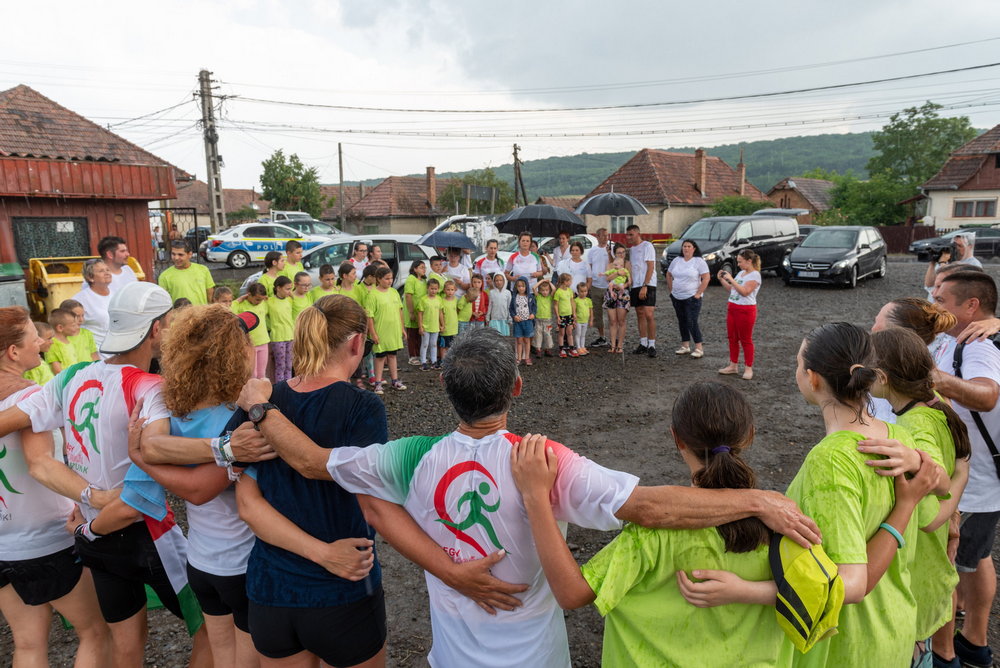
438;335;455;349
513;319;535;338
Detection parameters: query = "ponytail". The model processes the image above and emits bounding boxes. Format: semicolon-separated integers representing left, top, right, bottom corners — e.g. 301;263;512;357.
885;297;957;345
292;295;367;378
802;323;878;424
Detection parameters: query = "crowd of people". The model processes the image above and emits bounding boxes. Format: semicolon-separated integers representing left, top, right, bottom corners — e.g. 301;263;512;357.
1;228;1000;667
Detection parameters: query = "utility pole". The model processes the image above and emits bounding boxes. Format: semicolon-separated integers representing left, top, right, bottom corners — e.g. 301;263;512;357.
338;142;345;229
198;70;225;234
512;144;528;206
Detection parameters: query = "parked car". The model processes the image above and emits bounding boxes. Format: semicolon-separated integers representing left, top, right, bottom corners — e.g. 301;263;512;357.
797;224;818;241
908;226;1000;262
205;223;327;269
281;217;346;239
270;210;313;223
661;215;799;279
481;234;599;268
184;226;212;249
782;226;887;288
240;234;436;293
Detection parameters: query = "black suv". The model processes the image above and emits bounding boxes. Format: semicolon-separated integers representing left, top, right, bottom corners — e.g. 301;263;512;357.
782;226;887;288
661;214;799;279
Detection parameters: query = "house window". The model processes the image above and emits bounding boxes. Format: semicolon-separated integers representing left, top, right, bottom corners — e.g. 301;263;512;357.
610;216;633;234
363;224;379;235
12;217;90;266
953;199;997;218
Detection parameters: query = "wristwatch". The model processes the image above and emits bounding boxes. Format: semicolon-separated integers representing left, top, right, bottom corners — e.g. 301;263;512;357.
249;402;278;431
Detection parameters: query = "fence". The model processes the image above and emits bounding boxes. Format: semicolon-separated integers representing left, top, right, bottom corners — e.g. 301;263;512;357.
875;225;936;254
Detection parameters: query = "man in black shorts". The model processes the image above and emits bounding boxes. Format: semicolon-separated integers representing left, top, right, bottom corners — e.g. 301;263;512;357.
627;224;658;357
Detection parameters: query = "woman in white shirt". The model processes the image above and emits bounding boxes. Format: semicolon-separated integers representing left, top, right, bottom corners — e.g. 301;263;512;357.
73;260;113;350
666;241;710;358
717;250;762;380
555;241;591;293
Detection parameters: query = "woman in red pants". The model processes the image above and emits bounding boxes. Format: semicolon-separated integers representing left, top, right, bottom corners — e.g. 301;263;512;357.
717;250;761;380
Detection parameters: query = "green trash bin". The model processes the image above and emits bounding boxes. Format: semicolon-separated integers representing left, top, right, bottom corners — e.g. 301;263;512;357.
0;263;27;309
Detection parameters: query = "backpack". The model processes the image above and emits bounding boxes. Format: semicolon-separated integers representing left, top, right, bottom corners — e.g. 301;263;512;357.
769;534;844;653
952;340;1000;479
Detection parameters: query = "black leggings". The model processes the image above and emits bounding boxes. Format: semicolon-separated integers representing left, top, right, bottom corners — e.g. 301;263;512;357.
671;295;704;344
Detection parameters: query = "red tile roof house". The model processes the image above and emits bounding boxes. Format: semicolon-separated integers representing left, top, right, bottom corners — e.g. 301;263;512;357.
920;124;1000;230
165;179;271;230
0;84;191;275
319;183;365;227
766;177;835;225
344;167;459;235
577;148;769;237
534;196;580;212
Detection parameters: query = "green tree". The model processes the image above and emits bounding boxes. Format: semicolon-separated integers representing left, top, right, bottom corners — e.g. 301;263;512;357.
437;167;515;215
259;150;324;217
816;172;912;226
226;205;259;223
708;195;769;217
867;102;977;186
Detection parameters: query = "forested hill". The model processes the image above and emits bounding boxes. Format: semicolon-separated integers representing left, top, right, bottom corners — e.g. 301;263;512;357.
348;132;875;199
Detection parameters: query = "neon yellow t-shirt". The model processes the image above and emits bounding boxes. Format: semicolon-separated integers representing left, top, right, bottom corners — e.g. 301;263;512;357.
535;293;553;320
575;297;593;324
457;296;473;323
158;263;214;305
553;287;574;317
441;297;459;336
257;272;279;297
428;271;449;292
417;295;443;333
783;426;918;667
290;293;312;321
403;275;428;328
336;281;369;308
897;407;958;640
232;300;270;347
582;524;783;667
309;285;339;304
69;328;98;362
280;261;305;282
266;295;294;343
367;288;403;354
47;338;81;370
23;360;54;386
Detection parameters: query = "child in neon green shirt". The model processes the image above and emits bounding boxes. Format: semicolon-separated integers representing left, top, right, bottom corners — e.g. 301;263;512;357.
233;282;270;378
23;321;55;385
268;276;295;383
533;279;555;358
552;273;577;358
574;282;594;356
417;279;444;370
309;264;339;303
47;308;83;373
61;301;99;362
290;271;313;321
438;281;460;361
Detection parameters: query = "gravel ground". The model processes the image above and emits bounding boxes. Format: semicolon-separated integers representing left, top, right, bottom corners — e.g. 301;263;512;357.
5;260;1000;667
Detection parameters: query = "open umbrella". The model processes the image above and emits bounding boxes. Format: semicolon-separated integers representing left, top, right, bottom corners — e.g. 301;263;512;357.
494;205;585;237
575;191;649;217
416;230;478;251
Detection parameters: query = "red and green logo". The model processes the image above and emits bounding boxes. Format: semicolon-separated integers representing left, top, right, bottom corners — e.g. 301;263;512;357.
0;444;22;509
434;461;506;557
68;379;103;458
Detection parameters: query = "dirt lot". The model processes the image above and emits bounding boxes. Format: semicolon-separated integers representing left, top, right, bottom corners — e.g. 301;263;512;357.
4;260;1000;667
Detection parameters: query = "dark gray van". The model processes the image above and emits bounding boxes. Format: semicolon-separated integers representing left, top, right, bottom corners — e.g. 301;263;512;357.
661;214;800;278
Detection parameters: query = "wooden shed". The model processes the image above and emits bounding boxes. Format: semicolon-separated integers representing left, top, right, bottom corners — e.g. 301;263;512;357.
0;85;191;273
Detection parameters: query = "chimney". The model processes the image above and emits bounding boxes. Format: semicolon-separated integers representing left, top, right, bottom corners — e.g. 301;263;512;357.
737;149;746;197
695;149;707;198
359;182;365;198
426;166;437;208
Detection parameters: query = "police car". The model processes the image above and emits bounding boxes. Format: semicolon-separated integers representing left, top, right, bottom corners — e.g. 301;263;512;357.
205;223;327;268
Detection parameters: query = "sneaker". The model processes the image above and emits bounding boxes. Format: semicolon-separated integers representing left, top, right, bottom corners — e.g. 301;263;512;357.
633;344;648;355
544;349;554;357
647;346;657;358
674;346;691;355
373;381;385;395
421;363;429;371
590;337;608;348
433;361;442;370
569;349;579;358
559;349;568;358
578;347;589;356
691;349;704;359
391;379;407;391
955;632;992;668
525;357;533;366
931;652;960;668
368;376;377;386
408;356;421;366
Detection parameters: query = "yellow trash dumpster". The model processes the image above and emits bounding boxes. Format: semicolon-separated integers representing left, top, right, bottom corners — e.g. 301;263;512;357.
25;256;145;320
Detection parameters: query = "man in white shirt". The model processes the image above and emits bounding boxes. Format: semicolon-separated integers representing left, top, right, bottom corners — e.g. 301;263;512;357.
930;270;1000;667
626;225;658;357
587;228;613;347
923;232;982;299
83;236;137;295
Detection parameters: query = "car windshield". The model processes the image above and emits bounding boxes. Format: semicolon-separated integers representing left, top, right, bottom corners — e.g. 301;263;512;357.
683;219;739;241
313;221;342;235
498;237;522;253
285;212;312;220
800;229;858;249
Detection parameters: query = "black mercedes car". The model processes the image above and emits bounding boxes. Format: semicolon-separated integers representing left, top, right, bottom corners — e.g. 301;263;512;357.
782;226;887;288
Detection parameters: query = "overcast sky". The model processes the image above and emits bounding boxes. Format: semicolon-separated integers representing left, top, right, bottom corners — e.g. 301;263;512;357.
4;0;1000;190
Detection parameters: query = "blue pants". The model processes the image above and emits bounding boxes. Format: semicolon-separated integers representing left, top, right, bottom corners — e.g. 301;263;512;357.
671;295;703;344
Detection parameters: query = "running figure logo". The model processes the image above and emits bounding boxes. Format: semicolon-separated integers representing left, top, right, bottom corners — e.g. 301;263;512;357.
0;444;21;509
68;379;104;458
434;461;506;557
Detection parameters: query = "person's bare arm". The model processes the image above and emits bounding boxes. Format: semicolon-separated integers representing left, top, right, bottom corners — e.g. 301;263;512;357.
0;406;32;439
924;457;970;533
23;428;117;508
931;371;1000;413
643;260;654;287
89;497;143;536
924;261;939;289
695;273;711;298
141;419;275;465
616;486;821;548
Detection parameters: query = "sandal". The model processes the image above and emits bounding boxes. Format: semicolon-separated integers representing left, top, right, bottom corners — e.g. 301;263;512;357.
525;357;533;366
391;379;407;391
373;381;385;395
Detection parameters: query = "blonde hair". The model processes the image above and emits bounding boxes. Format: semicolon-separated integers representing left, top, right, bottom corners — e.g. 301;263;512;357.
886;297;957;345
293;295;367;378
160;305;253;416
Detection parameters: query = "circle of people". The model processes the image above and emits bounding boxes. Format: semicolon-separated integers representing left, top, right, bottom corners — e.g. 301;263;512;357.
1;233;998;668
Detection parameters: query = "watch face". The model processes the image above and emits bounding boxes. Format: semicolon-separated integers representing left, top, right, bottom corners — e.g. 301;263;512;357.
249;404;265;422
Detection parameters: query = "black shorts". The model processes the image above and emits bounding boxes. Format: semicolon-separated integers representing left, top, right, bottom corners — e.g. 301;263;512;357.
0;546;82;606
438;335;455;349
373;347;400;359
557;314;574;328
75;522;185;624
248;587;386;665
956;511;1000;572
186;563;249;632
630;285;657;307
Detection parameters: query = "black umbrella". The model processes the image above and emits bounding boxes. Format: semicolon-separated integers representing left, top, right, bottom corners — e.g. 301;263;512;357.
416;230;477;250
494;205;586;237
575;191;649;217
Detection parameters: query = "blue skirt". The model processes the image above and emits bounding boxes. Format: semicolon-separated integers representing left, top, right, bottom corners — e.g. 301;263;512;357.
512;319;534;338
489;319;511;336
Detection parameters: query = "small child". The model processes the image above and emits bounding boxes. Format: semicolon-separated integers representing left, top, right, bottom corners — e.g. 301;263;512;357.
309;264;339;302
509;277;536;365
258;250;286;296
368;266;406;395
575;282;594;356
487;273;512;336
468;274;489;330
280;240;305;281
403;261;428;366
359;264;381;384
428;255;449;291
438;280;460;364
552;273;577;358
290;271;313;321
417;278;444;371
23;321;55;386
59;299;99;363
604;255;630;304
457;286;473;335
212;285;234;309
172;297;192;309
268;275;295;383
533;279;555;358
233;282;270;378
47;308;83;374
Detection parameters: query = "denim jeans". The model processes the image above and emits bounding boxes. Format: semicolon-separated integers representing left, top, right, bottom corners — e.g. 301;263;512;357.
671;295;703;344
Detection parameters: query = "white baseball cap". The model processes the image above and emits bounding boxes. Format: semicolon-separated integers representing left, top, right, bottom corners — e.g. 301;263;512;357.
100;282;173;354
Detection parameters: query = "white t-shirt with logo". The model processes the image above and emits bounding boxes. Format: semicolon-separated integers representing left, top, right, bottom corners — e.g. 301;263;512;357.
630;241;658;288
667;256;709;299
588;245;613;289
555;258;592;293
0;386;76;561
18;362;166;522
728;270;762;306
326;430;638;668
506;252;542;289
932;335;1000;512
475;256;504;279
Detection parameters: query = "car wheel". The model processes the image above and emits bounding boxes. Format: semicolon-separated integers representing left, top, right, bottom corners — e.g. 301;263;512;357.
876;256;887;278
228;251;250;269
845;265;857;289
